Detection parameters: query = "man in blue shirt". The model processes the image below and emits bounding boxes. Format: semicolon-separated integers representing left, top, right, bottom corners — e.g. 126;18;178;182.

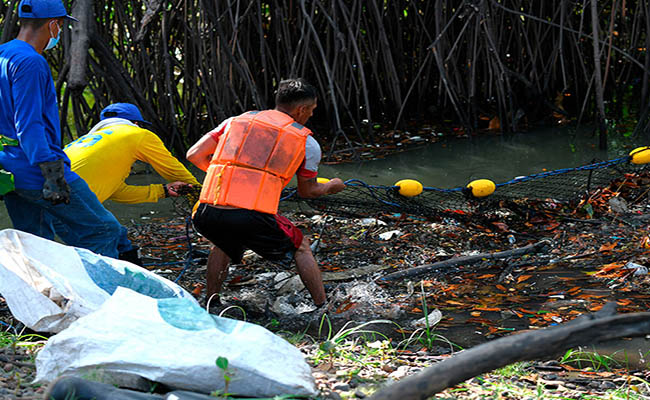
0;0;123;258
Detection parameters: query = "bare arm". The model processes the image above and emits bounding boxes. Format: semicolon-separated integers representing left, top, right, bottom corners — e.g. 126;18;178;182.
186;133;218;172
297;176;346;198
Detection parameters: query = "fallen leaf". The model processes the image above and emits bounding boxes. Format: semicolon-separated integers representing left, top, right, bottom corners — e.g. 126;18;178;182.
474;307;501;312
599;242;618;252
517;275;533;283
445;300;467;306
317;361;333;372
491;222;509;232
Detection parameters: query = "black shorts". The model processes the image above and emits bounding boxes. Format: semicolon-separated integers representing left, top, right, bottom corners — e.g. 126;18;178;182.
192;203;303;267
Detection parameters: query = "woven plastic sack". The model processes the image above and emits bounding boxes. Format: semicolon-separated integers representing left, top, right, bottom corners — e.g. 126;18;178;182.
0;229;196;332
35;288;317;398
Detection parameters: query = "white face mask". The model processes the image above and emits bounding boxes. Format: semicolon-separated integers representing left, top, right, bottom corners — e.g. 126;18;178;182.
44;21;60;51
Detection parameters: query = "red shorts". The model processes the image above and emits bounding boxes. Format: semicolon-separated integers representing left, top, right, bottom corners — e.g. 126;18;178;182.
192;203;303;266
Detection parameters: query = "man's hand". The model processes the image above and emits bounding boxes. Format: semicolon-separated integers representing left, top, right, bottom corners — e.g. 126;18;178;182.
165;181;192;197
325;178;346;195
38;160;71;205
297;176;347;198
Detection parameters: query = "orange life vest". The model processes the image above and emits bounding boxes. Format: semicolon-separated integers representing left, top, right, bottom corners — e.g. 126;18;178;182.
199;110;312;214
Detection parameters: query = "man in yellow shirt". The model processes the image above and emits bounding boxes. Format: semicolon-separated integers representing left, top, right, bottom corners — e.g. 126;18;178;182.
64;103;200;263
65;103;199;203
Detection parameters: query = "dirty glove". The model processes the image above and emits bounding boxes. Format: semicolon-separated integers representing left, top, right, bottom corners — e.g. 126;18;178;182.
38;160;70;205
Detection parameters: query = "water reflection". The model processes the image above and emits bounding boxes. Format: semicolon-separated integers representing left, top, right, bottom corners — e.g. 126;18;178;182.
318;126;624;188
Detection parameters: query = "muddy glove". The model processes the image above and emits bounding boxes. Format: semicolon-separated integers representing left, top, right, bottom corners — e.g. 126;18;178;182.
38;160;71;205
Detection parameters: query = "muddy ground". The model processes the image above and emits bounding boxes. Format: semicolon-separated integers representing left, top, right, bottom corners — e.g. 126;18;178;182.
1;172;650;399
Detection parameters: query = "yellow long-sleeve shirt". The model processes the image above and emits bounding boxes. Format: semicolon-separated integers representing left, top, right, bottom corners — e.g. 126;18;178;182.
64;118;199;203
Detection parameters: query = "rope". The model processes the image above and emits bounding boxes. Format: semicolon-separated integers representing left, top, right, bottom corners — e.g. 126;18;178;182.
173;215;195;283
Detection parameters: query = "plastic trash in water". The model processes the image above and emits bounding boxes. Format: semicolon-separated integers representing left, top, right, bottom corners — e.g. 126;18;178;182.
623;262;648;276
379;230;402;240
359;218;387;226
507;234;516;245
410;309;443;329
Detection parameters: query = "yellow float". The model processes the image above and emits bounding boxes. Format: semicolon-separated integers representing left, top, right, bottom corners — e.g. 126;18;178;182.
630;147;650;165
466;179;496;198
317;177;330;184
395;179;423;197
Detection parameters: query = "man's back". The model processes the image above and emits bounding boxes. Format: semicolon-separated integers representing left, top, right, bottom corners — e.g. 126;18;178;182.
65;118;144;202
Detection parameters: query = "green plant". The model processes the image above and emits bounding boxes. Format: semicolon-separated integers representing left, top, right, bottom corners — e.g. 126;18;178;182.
314;317;395;364
277;326;314;346
213;356;233;398
0;331;17;348
494;362;530;378
397;281;460;353
265;318;280;329
559;348;620;371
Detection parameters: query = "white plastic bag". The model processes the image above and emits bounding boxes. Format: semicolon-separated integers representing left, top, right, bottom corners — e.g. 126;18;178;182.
35;288;317;398
0;229;196;332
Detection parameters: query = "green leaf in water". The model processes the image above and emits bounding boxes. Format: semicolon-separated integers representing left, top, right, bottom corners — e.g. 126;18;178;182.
584;203;594;218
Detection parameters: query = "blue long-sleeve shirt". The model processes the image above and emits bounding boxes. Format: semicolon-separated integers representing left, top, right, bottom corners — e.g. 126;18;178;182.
0;39;78;190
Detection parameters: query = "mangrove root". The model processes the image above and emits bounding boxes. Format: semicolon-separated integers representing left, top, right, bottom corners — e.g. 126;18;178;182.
378;240;549;281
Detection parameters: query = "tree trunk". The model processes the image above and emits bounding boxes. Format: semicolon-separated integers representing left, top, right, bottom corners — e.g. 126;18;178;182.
68;0;93;91
590;0;608;150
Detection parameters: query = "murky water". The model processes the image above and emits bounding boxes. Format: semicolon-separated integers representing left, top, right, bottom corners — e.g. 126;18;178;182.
317;125;629;187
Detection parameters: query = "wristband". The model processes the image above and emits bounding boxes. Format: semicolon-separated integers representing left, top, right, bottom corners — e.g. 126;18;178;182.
162;184;169;198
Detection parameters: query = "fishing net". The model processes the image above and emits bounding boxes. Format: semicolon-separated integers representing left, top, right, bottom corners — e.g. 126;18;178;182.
279;156;646;218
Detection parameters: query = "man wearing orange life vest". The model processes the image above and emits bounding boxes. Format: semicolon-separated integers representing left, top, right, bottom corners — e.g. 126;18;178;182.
187;78;345;306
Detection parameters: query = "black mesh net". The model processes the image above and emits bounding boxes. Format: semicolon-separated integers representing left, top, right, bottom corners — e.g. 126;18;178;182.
280;156;645;218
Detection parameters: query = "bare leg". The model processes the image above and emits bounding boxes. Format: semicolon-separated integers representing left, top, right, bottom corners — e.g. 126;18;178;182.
206;246;231;300
294;236;326;306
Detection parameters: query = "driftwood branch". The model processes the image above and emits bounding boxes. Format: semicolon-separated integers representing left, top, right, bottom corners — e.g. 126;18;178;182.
369;303;650;400
378;240;549;282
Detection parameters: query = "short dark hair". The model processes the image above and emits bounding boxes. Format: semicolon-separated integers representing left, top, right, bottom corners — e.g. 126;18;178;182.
19;17;61;30
19;17;50;29
275;78;318;108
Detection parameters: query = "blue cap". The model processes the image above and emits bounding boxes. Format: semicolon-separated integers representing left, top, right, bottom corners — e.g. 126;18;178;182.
18;0;79;21
100;103;150;125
